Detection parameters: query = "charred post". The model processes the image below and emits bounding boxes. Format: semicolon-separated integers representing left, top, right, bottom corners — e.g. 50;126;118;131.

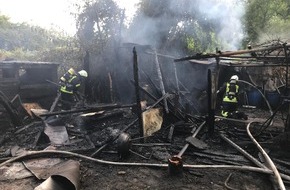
133;47;144;138
207;69;215;136
154;49;169;113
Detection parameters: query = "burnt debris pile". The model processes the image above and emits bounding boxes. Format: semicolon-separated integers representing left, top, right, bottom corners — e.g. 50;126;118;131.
1;41;290;189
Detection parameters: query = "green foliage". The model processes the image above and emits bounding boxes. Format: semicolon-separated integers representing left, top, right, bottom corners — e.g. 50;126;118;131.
4;0;290;65
76;0;125;52
244;0;290;45
0;14;80;65
129;0;227;54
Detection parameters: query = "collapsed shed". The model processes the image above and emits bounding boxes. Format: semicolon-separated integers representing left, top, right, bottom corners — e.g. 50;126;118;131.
0;60;59;105
0;61;59;127
1;41;290;189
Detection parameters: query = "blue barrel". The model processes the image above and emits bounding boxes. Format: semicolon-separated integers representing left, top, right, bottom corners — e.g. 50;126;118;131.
266;91;280;109
247;89;262;107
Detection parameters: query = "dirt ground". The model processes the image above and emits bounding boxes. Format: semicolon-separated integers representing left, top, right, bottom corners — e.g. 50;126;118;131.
0;106;290;190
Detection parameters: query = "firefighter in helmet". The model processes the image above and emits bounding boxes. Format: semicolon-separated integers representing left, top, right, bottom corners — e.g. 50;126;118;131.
218;75;247;120
59;68;88;110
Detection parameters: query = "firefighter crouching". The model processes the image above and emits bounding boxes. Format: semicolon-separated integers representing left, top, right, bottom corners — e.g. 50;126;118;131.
59;68;88;110
218;75;248;120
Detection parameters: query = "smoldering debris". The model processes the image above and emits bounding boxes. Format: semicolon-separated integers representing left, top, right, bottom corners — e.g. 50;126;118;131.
1;42;290;189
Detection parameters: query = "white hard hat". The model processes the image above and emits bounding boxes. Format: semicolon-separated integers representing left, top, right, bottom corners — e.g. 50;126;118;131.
78;70;88;78
230;75;239;81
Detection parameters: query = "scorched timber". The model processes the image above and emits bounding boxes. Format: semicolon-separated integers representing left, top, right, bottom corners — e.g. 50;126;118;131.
38;104;135;117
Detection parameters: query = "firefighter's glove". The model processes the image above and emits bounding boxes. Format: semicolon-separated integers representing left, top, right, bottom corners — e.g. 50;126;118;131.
59;81;65;86
66;84;73;89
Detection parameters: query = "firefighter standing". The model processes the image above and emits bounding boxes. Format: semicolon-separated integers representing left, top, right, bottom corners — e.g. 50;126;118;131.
218;75;247;120
59;68;88;110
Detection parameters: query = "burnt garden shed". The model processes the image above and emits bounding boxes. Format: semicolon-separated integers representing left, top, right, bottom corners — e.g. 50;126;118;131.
0;60;59;109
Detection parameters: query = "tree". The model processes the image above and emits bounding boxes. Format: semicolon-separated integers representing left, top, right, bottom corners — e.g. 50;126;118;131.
244;0;290;45
76;0;124;53
0;13;82;75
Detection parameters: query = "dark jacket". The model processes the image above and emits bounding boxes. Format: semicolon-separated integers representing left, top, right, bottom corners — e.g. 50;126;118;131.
60;69;81;94
219;80;239;104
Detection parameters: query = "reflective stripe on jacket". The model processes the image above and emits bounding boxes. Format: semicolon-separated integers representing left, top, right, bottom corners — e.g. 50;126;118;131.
60;68;76;83
221;110;228;117
222;82;239;103
60;75;81;94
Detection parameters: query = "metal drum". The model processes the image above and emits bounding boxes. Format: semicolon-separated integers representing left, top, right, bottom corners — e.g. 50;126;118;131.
116;132;131;157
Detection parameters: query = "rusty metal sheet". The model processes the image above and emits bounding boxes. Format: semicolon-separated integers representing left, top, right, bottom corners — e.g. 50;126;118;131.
33;160;80;190
23;158;63;179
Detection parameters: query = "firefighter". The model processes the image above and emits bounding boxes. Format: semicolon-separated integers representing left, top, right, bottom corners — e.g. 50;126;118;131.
218;75;247;120
59;68;88;110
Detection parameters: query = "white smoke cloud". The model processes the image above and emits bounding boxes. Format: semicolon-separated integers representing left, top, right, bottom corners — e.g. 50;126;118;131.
125;0;246;51
195;0;246;50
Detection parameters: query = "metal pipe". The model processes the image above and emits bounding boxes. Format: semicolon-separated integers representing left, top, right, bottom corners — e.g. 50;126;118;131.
177;121;206;157
246;122;285;190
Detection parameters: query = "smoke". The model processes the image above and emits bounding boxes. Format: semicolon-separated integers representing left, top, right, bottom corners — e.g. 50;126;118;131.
196;0;245;50
83;0;247;112
116;0;247;113
124;0;246;51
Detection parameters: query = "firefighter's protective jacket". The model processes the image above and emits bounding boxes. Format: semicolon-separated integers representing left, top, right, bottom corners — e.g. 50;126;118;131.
60;68;81;94
221;81;239;103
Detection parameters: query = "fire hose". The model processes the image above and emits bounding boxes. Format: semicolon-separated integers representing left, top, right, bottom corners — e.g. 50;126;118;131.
238;80;273;116
238;80;274;135
220;133;290;183
246;121;286;190
0;149;279;176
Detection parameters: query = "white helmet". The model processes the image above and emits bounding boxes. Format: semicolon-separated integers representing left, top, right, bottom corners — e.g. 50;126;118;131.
78;70;88;78
230;75;239;81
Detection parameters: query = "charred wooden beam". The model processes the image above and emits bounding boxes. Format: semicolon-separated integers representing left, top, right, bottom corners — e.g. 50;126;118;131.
39;104;135;117
32;129;43;149
283;43;289;92
154;49;169;113
219;62;290;67
133;81;186;121
174;44;289;62
133;47;144;138
189;152;250;165
140;69;161;96
207;69;215;136
167;124;175;143
0;91;22;126
145;93;170;111
49;92;61;113
15;121;42;134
